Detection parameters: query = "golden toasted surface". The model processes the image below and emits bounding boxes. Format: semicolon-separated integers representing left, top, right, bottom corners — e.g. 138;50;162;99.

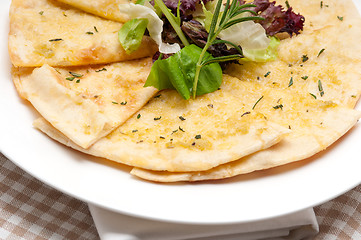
8;0;157;67
130;76;361;182
226;0;361;108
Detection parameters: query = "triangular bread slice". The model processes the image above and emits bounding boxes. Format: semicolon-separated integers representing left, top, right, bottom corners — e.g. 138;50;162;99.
33;75;290;172
8;0;157;67
54;0;133;23
130;76;361;182
226;0;361;109
12;58;158;148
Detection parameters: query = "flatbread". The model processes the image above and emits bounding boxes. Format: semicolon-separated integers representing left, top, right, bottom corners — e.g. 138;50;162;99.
288;0;360;33
226;0;361;108
54;0;133;23
10;0;361;182
33;75;290;172
8;0;157;67
12;58;158;148
130;76;361;182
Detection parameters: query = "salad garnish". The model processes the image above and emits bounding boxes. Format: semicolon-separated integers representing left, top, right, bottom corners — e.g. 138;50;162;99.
118;0;305;99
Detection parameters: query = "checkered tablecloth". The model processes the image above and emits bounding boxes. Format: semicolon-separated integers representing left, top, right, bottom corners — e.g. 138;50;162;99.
0;152;360;240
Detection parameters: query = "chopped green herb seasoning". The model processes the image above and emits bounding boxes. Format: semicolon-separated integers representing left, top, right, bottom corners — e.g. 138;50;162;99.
351;95;357;98
76;79;80;83
302;55;309;62
264;71;271;77
285;0;290;9
49;38;63;42
288;77;293;87
301;76;308;80
137;114;141;119
120;101;127;105
154;116;162;120
320;1;329;8
39;11;44;15
86;31;94;35
66;77;75;81
179;116;186;121
94;26;98;32
160;136;165;139
207;104;214;108
337;16;344;21
273;104;284;110
132;130;138;133
317;48;325;57
252;96;264;110
318;80;324;97
179;126;185;132
69;72;83;78
112;101;118;104
95;68;107;72
241;111;251;117
195;134;201;139
309;93;317;99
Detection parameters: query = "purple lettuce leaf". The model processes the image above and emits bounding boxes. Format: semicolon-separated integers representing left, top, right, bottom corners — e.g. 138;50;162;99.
181;20;242;68
161;0;210;20
251;0;305;36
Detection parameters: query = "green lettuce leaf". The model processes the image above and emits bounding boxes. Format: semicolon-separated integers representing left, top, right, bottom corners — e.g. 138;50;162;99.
242;36;280;62
118;18;149;54
144;44;222;99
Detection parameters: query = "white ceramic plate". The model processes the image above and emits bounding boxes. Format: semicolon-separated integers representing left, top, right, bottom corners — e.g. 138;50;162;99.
1;0;361;225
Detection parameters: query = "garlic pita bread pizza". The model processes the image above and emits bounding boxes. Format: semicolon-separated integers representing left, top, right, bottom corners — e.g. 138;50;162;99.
8;0;157;67
226;0;361;108
288;0;360;33
33;75;290;172
54;0;133;23
130;76;361;182
12;58;157;148
9;0;361;182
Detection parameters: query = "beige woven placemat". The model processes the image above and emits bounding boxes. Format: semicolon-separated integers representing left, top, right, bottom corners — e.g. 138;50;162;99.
0;152;360;239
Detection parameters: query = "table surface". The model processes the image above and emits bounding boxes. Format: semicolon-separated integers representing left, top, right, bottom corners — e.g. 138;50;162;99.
0;152;360;240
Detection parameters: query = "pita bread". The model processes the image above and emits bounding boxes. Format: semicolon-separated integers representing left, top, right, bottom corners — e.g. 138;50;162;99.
54;0;133;23
8;0;157;67
33;75;290;172
10;0;361;182
12;58;157;148
288;0;360;33
226;0;361;108
130;76;361;182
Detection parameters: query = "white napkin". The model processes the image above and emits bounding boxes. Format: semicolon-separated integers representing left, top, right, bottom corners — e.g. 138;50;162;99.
88;204;319;240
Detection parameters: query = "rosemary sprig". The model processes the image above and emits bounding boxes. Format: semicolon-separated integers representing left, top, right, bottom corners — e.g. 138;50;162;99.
192;0;263;98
